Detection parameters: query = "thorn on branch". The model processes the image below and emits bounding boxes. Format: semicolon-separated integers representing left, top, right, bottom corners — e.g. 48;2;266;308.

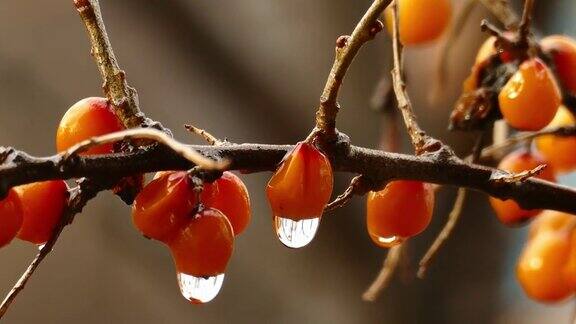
491;164;547;185
184;124;222;146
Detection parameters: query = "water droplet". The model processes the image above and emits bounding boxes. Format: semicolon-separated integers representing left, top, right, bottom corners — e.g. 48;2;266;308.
369;233;405;248
177;272;225;304
37;243;46;251
273;216;320;249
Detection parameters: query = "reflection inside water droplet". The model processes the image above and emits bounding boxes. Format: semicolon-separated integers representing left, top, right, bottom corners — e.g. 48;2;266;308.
369;233;405;248
177;272;225;304
273;216;320;249
37;243;46;251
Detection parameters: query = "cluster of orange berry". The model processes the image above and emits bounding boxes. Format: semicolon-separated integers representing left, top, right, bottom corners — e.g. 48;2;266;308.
463;32;576;302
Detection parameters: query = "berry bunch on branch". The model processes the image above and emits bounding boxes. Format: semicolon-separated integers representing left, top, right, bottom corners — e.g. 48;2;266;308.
0;0;575;320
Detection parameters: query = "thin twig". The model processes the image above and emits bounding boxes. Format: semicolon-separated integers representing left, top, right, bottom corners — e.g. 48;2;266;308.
62;128;227;170
480;126;576;159
0;178;113;319
184;124;222;146
417;188;468;278
390;1;440;154
74;0;147;129
362;244;404;301
519;0;534;42
325;175;367;212
315;0;390;138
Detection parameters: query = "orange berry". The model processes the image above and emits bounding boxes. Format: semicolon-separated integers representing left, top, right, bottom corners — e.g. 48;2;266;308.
535;106;576;173
168;208;234;277
475;36;498;64
15;181;69;244
132;171;193;242
384;0;452;45
56;97;124;154
202;172;250;236
529;210;575;240
366;181;434;248
540;35;576;94
0;190;23;248
489;150;556;225
563;227;576;290
498;58;561;131
517;231;572;303
266;142;333;221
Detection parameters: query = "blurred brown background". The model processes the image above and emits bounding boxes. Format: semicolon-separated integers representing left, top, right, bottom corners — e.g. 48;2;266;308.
0;1;575;323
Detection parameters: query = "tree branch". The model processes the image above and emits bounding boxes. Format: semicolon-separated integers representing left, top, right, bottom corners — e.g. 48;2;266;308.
478;0;520;28
0;140;575;214
315;0;389;139
74;0;147;128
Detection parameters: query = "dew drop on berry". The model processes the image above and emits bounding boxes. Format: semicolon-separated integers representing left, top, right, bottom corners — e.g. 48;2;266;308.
273;215;320;249
177;272;225;304
37;243;46;251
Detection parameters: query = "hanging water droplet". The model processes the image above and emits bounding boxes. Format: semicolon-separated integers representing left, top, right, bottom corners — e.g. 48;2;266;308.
177;272;225;304
37;243;46;251
273;215;320;249
369;234;405;248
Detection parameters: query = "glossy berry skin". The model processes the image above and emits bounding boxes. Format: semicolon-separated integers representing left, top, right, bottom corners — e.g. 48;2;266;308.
489;150;556;226
540;35;576;94
517;230;572;303
384;0;451;45
366;181;434;248
168;208;234;277
202;172;250;236
498;58;561;131
56;97;124;155
15;181;69;244
153;171;250;236
563;228;576;290
0;190;23;248
266;142;333;221
535;106;576;173
132;171;194;242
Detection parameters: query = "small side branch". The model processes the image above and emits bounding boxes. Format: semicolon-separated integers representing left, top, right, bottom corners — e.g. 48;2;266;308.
362;244;405;301
0;178;114;319
478;0;519;28
74;0;146;128
315;0;390;139
184;124;222;146
491;164;547;185
389;1;441;154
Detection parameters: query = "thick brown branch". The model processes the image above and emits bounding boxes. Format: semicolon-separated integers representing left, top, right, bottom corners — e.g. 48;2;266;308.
74;0;147;128
0;141;575;214
315;0;390;139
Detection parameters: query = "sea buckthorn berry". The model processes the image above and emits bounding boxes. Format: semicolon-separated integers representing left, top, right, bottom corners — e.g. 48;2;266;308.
202;172;250;236
56;97;125;155
384;0;452;45
132;171;193;242
15;181;69;244
498;58;561;131
266;142;333;249
517;231;572;303
563;227;576;290
489;150;556;226
0;190;23;248
168;208;234;304
535;106;576;173
366;181;434;248
529;210;575;240
475;34;513;64
540;35;576;94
